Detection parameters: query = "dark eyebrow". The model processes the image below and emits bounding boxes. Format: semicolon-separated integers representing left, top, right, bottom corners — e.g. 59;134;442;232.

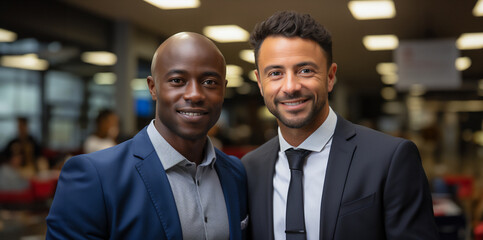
165;69;222;79
263;65;283;75
201;71;222;79
296;61;319;69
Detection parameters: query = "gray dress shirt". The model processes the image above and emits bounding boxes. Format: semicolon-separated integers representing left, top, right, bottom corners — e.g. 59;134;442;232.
147;121;229;240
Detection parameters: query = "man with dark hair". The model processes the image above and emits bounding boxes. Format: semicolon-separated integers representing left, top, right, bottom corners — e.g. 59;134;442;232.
242;11;439;240
47;32;248;239
2;117;42;176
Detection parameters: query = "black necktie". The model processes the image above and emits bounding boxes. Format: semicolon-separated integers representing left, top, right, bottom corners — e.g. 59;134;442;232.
285;148;311;240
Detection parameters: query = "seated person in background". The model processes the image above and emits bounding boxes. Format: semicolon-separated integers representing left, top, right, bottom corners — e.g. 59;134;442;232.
0;142;30;191
3;117;42;178
83;109;119;153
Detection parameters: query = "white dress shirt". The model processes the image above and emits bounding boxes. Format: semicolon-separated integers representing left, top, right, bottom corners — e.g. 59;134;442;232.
147;121;229;240
273;107;337;240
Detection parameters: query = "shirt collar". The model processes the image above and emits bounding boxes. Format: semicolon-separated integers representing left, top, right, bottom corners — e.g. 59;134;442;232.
147;120;216;170
279;107;337;153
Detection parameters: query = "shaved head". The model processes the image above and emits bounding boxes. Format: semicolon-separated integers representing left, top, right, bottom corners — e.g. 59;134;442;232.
146;31;227;150
151;32;225;78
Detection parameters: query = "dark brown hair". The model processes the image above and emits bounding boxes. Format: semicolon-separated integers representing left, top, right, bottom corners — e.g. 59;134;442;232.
250;11;333;69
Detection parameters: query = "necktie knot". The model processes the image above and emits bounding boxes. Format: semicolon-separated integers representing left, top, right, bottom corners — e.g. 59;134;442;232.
285;148;311;171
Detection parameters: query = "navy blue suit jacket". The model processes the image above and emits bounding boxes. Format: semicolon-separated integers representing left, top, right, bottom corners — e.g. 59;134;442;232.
242;115;439;240
46;127;248;240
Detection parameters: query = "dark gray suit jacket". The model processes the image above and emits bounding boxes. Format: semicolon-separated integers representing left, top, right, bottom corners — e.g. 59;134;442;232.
242;115;439;240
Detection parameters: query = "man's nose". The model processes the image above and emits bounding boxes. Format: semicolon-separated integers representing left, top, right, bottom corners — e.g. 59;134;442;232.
281;72;301;94
183;80;205;103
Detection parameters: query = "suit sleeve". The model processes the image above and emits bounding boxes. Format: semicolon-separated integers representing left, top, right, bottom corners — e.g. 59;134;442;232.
383;140;439;239
46;155;108;239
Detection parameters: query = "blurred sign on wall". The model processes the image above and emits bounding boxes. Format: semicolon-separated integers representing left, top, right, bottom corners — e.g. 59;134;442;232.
395;39;461;91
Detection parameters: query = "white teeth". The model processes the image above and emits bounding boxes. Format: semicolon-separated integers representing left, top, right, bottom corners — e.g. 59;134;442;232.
284;101;303;106
179;111;203;116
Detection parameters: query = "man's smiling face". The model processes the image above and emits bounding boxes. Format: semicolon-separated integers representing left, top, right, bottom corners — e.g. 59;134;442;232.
148;33;226;142
255;36;337;130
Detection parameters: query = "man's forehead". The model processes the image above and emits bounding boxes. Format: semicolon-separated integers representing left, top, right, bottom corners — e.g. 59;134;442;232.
258;37;326;65
153;46;223;74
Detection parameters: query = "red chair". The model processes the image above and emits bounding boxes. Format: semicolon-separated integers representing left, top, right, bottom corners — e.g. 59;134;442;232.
31;178;57;200
444;175;474;200
0;187;35;204
475;222;483;240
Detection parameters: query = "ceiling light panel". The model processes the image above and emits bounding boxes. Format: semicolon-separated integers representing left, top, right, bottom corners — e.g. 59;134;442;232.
348;0;396;20
456;32;483;50
143;0;200;10
455;57;471;71
94;72;117;85
0;28;17;42
0;54;49;71
363;35;399;50
203;25;249;43
239;49;255;63
376;62;397;75
381;87;397;100
381;75;398;85
131;78;148;90
226;64;244;88
474;0;483;16
81;51;117;66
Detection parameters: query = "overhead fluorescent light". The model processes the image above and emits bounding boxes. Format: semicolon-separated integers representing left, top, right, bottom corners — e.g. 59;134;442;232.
381;87;397;100
226;64;243;76
0;53;48;71
363;35;399;50
239;49;255;63
474;0;483;16
381;75;398;85
131;78;148;90
94;72;117;85
409;84;426;96
376;62;397;75
81;51;117;66
376;62;398;85
203;25;249;43
455;57;471;71
0;28;17;42
226;75;244;88
456;32;483;50
226;64;244;87
143;0;200;10
348;0;396;20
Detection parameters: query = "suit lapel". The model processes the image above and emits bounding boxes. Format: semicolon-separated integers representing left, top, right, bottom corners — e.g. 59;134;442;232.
132;128;183;240
261;137;279;240
215;154;241;240
320;116;356;240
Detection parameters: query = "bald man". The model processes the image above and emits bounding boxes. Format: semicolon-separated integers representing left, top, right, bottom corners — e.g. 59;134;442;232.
46;32;248;240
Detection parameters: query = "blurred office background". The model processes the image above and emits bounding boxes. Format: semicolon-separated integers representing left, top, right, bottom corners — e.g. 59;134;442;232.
0;0;482;239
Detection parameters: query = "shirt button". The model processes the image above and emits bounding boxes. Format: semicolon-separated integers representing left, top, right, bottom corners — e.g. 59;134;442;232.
204;217;208;223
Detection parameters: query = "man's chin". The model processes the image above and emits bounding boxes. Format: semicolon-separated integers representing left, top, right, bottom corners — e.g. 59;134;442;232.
278;117;311;129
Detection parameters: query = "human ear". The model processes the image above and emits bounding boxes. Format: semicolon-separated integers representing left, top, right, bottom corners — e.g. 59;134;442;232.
327;63;337;92
147;76;157;100
255;69;264;97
